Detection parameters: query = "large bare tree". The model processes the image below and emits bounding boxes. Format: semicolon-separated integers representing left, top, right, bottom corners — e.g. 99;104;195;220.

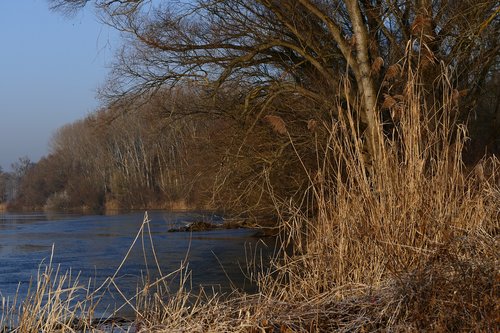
50;0;499;165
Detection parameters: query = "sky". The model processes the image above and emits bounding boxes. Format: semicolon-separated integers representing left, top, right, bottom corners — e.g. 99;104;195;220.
0;0;119;171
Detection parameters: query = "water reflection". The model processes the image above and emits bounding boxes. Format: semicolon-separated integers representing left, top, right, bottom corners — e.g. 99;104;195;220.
0;211;273;317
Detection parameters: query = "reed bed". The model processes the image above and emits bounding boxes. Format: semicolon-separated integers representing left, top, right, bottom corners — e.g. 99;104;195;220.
1;68;498;332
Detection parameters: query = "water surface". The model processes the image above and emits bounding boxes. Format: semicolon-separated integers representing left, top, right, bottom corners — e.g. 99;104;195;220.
0;211;272;317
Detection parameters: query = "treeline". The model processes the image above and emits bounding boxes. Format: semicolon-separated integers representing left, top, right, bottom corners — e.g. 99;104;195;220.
2;0;499;215
4;89;217;212
0;157;35;209
5;77;498;214
5;86;318;214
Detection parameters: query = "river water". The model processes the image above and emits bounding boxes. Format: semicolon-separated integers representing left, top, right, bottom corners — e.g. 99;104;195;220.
0;211;273;318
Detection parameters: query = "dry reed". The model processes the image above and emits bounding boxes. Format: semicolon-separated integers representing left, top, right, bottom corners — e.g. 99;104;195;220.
251;65;499;331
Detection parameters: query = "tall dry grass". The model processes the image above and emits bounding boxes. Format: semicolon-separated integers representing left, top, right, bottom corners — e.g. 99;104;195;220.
252;65;499;331
0;246;99;332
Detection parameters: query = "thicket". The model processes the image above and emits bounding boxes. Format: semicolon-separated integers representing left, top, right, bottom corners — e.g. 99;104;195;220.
8;85;312;213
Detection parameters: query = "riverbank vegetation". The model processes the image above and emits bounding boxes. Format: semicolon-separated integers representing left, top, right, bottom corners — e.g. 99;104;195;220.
1;0;499;331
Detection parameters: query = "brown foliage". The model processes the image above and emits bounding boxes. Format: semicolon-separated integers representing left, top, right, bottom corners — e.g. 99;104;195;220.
371;56;384;75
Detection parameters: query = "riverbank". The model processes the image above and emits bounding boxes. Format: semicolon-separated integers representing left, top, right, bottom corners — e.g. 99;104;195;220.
2;170;498;332
3;81;499;332
2;232;496;332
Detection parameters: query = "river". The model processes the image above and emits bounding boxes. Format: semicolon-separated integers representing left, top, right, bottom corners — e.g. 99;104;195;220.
0;211;274;318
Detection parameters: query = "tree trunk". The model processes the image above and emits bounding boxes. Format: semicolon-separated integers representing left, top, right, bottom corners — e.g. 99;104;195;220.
345;0;381;164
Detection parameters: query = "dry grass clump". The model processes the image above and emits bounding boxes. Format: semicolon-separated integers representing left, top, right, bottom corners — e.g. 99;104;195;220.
0;247;98;332
391;233;499;331
137;235;496;332
248;68;500;331
131;230;498;332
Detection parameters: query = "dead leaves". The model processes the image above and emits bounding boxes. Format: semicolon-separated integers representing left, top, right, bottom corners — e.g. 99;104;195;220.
382;94;405;121
371;57;384;75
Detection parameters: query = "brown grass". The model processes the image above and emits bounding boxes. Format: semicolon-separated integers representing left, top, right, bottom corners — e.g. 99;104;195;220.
250;67;500;331
0;246;98;332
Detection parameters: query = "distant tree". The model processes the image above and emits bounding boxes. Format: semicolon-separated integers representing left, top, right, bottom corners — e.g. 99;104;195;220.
9;155;70;210
11;157;33;179
0;167;7;203
8;157;34;201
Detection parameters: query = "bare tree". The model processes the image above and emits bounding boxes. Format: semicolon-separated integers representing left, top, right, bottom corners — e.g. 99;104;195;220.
50;0;499;164
0;167;7;203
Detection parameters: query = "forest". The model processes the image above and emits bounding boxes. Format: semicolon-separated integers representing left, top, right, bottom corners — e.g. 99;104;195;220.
0;1;499;331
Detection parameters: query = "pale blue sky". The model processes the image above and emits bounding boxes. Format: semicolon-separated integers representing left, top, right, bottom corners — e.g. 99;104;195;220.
0;0;118;170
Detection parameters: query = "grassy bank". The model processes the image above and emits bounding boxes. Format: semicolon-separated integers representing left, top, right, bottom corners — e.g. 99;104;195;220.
2;72;499;332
